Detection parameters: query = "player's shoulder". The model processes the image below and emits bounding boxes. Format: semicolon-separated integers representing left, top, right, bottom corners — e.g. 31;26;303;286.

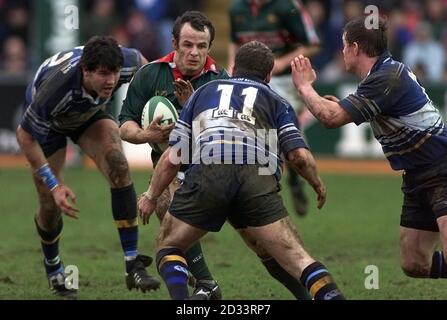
120;47;142;66
130;60;165;82
368;57;405;85
205;65;230;80
34;64;79;107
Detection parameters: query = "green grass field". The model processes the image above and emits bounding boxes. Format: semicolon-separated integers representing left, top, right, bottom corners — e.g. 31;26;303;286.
0;167;444;300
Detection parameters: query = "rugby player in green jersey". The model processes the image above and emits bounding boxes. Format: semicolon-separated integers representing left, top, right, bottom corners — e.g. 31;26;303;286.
119;11;228;300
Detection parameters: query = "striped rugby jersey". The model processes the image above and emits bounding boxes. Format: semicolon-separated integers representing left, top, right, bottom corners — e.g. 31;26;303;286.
21;46;143;144
169;75;308;180
339;51;447;171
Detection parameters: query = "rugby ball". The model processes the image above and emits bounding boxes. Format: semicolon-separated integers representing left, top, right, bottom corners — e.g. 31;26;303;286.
141;96;178;153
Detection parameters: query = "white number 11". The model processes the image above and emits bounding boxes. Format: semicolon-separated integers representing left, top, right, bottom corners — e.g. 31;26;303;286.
216;84;258;118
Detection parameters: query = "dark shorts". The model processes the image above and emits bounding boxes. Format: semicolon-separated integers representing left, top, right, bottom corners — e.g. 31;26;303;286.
400;158;447;232
169;164;288;232
40;110;114;158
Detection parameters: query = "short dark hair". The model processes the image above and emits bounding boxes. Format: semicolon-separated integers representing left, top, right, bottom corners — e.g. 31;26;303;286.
343;17;388;57
234;41;274;80
172;11;215;47
79;36;123;72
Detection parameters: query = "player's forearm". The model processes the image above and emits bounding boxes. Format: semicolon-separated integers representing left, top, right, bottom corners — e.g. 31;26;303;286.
119;121;150;144
297;84;342;128
227;43;238;74
274;45;320;75
16;126;47;170
294;44;320;59
287;148;322;191
147;148;180;198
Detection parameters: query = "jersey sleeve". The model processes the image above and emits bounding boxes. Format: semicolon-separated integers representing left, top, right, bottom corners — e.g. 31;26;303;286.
20;76;68;143
118;65;151;126
339;68;402;125
277;101;308;154
283;0;320;45
119;47;144;84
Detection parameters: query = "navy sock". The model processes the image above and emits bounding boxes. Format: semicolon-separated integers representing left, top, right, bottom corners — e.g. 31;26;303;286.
300;262;345;300
111;184;139;272
430;251;447;278
156;247;189;300
35;217;63;276
261;256;311;300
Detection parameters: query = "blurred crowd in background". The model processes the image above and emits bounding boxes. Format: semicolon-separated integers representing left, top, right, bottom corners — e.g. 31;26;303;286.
1;0;447;85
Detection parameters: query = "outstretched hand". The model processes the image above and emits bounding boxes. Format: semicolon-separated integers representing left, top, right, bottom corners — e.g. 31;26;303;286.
138;193;156;225
291;55;317;91
173;79;194;106
52;185;79;218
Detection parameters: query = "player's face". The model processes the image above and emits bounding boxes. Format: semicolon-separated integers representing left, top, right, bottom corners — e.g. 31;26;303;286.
174;22;211;76
342;33;355;74
83;67;120;99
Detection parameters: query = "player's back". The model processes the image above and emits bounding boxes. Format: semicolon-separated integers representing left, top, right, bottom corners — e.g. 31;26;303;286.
171;76;306;177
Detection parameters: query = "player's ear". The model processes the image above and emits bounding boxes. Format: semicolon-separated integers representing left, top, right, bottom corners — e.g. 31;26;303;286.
353;42;360;56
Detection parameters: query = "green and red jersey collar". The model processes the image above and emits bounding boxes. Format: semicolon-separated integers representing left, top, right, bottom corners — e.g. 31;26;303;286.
152;51;219;81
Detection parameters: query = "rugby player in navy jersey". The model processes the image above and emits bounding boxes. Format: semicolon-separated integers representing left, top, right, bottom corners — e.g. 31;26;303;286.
292;17;447;281
15;36;162;299
138;41;345;300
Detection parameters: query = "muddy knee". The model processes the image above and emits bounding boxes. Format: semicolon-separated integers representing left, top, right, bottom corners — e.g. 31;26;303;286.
105;148;130;187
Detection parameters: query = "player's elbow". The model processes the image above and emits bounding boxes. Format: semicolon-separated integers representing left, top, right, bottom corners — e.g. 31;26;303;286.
119;122;135;142
118;127;128;141
16;125;30;147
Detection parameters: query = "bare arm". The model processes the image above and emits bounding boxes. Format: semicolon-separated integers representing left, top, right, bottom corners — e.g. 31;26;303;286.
287;147;326;209
173;79;194;106
273;44;320;75
138;146;181;224
291;55;353;128
120;117;174;144
16;125;78;217
16;125;48;170
227;42;238;75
